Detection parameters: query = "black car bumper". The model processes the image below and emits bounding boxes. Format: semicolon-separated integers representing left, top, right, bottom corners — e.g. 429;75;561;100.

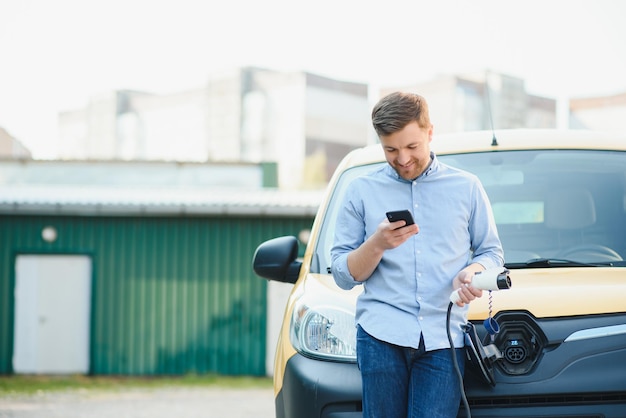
276;353;362;418
461;311;626;417
275;311;626;418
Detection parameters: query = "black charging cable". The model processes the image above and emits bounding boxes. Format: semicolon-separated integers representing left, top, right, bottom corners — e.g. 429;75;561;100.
447;301;471;418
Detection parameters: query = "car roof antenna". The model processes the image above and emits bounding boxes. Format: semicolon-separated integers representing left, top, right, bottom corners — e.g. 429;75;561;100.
485;72;499;147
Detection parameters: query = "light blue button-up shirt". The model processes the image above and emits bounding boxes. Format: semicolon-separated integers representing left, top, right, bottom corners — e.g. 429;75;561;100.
331;153;504;351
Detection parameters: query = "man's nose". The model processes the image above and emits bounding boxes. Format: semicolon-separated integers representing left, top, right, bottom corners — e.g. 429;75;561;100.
397;150;411;165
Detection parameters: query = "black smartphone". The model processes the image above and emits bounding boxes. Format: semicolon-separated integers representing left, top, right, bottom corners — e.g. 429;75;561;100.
385;210;415;228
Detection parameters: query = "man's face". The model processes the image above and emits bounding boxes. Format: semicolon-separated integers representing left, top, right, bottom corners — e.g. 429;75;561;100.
380;121;433;181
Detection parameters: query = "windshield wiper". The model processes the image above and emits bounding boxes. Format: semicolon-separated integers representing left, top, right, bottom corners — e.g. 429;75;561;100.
506;258;612;268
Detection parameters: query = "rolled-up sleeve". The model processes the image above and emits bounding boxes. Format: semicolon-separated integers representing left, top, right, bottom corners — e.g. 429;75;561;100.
331;186;366;290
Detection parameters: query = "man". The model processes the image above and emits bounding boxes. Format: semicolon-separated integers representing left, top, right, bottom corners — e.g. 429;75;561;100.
331;92;504;417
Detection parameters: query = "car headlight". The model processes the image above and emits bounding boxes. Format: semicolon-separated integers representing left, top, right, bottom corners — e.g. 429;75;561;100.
291;301;357;362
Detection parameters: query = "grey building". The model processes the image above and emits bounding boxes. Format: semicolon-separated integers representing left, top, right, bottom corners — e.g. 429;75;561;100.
380;71;557;133
569;91;626;133
58;67;371;189
0;127;31;159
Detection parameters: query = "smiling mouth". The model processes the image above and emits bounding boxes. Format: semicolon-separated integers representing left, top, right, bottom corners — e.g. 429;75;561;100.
394;164;415;179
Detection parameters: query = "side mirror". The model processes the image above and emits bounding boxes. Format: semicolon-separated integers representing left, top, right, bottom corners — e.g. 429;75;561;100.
252;236;302;284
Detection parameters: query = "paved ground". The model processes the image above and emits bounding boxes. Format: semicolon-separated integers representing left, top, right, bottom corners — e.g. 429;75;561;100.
0;387;275;418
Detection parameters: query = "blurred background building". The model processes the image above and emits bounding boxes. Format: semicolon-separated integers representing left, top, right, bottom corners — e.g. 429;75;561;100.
382;72;624;135
0;127;31;159
569;91;626;132
54;68;566;189
381;71;557;133
0;67;626;190
57;67;370;190
2;68;625;190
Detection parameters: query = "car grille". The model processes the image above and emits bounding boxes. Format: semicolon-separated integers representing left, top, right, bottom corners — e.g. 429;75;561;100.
469;391;626;408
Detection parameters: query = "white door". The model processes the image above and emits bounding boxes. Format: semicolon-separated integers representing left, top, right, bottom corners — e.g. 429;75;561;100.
13;254;92;374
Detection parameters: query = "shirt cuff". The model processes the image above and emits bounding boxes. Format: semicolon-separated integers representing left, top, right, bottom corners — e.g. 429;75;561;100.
331;254;361;290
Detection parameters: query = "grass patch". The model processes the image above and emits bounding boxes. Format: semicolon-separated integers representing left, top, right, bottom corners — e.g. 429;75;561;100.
0;374;272;396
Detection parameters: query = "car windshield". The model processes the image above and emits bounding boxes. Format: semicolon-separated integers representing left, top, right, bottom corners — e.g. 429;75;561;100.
313;149;626;272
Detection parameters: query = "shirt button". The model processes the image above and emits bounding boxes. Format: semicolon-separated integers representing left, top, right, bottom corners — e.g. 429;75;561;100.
419;316;424;321
417;297;423;301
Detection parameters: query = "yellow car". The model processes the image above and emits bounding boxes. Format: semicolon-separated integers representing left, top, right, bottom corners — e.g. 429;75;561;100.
253;129;626;418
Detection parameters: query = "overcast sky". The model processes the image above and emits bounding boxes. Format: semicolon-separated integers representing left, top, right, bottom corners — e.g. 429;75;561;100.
1;0;625;158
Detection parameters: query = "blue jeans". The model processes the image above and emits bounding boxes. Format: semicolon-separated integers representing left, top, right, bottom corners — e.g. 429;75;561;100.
356;325;465;418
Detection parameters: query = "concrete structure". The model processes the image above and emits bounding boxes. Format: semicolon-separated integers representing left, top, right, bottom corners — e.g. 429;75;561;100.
60;69;626;192
380;71;557;133
0;127;31;159
569;91;626;133
58;68;371;189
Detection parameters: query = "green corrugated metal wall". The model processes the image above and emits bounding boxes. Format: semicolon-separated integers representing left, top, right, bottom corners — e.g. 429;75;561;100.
0;214;312;376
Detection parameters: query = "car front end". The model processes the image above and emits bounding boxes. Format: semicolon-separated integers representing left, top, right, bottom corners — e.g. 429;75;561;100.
254;130;626;418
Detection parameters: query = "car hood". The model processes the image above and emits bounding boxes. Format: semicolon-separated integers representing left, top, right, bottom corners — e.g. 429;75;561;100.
306;268;625;320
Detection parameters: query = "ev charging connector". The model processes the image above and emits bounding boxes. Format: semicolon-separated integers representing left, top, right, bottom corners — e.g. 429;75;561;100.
447;268;512;417
450;268;512;304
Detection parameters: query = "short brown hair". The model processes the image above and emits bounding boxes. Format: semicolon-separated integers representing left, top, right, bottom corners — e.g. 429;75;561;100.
371;92;431;137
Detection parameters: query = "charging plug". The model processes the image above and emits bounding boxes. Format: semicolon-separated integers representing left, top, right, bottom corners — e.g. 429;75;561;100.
450;268;511;303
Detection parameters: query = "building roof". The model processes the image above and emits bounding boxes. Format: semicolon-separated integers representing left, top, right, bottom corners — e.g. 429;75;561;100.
0;157;322;217
0;185;324;217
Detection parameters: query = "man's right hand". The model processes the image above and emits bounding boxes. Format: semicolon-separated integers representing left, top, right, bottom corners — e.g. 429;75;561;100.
347;218;419;282
378;218;420;250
